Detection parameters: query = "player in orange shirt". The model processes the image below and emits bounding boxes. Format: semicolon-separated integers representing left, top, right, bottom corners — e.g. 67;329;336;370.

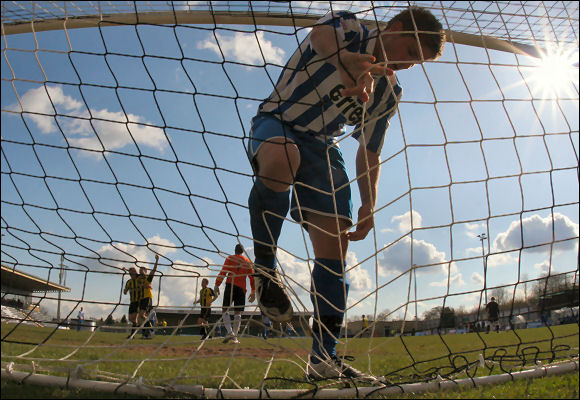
214;244;256;343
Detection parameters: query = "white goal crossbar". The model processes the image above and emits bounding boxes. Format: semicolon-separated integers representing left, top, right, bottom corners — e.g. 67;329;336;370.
3;359;578;399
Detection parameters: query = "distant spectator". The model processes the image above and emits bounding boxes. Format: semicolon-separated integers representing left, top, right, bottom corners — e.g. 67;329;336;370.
541;311;552;326
77;307;85;331
262;313;272;340
362;314;369;337
485;297;500;333
144;307;157;339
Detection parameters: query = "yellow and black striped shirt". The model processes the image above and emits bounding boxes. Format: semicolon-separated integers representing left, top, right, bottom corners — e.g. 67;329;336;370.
124;278;140;303
199;287;215;307
137;275;153;299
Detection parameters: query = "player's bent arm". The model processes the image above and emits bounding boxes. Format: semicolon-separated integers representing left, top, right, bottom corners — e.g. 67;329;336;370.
347;145;381;241
356;145;380;208
149;254;159;279
310;24;384;102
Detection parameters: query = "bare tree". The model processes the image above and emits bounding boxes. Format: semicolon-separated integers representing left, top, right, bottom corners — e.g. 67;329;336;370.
490;287;508;306
376;308;392;321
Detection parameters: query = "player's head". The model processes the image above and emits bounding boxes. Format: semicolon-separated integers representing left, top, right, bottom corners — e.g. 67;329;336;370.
381;6;445;70
201;278;209;287
139;266;147;275
128;267;137;278
491;296;496;301
234;244;244;255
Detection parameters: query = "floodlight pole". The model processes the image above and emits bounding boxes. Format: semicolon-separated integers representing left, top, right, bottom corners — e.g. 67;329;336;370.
477;233;488;304
413;265;418;332
57;254;65;321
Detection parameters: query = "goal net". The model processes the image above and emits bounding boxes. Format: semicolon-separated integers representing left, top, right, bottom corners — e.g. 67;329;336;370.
1;1;578;398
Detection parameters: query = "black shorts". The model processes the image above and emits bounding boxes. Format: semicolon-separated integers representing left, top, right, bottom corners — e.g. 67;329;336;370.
200;307;211;320
129;301;139;314
222;283;245;311
139;297;152;312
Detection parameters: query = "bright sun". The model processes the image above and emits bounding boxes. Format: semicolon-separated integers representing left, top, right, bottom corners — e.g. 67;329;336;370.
528;45;579;98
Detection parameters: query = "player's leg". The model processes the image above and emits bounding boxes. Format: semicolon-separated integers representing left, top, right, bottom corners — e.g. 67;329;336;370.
292;140;375;381
247;115;298;321
222;284;236;342
139;299;151;338
304;213;375;381
127;303;139;338
231;286;245;343
142;300;153;338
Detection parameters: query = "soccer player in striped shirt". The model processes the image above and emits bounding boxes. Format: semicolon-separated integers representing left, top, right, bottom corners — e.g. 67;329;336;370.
123;267;140;338
213;244;256;344
137;254;159;338
195;278;217;339
247;6;445;380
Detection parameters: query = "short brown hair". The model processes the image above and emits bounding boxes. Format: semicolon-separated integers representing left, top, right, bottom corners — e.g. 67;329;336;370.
235;244;244;255
387;6;446;58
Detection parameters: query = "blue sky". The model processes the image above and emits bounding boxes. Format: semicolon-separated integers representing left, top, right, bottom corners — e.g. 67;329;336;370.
1;2;579;323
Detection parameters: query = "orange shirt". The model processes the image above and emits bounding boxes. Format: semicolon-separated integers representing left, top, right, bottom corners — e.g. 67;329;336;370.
215;254;255;293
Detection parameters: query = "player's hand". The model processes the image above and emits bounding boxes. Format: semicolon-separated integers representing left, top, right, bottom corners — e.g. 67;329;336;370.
248;291;256;303
336;51;393;103
346;205;374;242
213;286;220;297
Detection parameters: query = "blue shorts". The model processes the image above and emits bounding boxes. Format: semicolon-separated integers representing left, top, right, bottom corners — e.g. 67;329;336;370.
247;114;353;226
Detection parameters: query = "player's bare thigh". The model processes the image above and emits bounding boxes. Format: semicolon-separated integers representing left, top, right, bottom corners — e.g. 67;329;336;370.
254;137;300;192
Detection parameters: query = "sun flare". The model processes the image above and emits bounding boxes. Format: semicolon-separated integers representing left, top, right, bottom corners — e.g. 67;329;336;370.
528;45;579;98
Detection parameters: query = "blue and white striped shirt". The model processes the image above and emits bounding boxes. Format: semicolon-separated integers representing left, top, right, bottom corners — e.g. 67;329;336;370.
258;11;402;154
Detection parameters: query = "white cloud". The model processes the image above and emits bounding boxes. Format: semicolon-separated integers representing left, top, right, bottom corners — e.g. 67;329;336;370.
471;271;484;285
534;260;552;275
465;222;486;239
429;262;465;287
493;213;578;253
81;236;180;272
157;261;212;308
8;85;167;157
9;85;84;133
345;251;373;291
486;251;518;267
67;108;167;156
378;236;447;277
391;210;423;234
197;31;285;65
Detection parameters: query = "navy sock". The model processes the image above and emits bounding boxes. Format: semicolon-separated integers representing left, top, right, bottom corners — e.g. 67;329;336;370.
311;315;343;362
248;178;290;269
310;258;349;362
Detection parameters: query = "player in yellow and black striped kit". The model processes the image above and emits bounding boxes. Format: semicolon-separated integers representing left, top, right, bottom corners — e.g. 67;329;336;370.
124;267;141;338
124;254;159;339
137;254;159;338
195;278;217;339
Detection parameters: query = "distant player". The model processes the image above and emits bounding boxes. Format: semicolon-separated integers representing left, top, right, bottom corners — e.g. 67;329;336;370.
214;244;256;344
485;296;500;333
144;307;157;339
77;307;85;331
362;314;369;337
137;254;160;338
123;267;140;338
195;278;217;339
